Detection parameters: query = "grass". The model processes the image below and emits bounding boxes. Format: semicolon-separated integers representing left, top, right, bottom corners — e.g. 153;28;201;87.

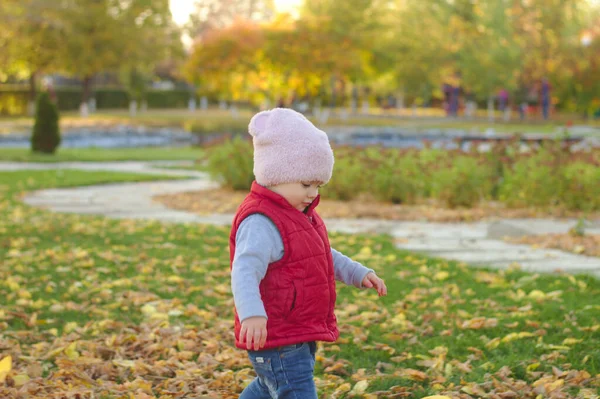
0;146;203;162
0;170;598;398
1;108;591;136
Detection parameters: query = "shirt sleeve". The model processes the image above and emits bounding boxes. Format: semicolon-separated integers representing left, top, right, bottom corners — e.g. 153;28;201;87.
331;247;374;288
231;214;284;322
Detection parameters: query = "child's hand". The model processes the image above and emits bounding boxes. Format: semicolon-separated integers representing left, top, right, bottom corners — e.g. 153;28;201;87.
240;316;268;350
362;272;387;296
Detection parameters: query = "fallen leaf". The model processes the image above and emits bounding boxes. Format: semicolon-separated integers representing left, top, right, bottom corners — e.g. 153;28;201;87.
0;355;11;383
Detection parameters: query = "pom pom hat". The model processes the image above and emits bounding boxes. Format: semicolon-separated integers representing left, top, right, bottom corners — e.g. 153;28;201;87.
249;108;334;187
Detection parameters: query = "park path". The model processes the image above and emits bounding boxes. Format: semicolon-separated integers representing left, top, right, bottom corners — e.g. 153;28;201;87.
2;160;599;278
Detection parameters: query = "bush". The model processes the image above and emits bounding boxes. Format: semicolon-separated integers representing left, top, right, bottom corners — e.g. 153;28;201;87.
499;150;566;208
370;149;425;204
205;137;254;190
561;162;600;211
321;148;368;201
0;89;29;115
203;138;599;211
416;149;451;197
95;89;129;109
31;92;61;154
430;156;495;208
184;118;249;136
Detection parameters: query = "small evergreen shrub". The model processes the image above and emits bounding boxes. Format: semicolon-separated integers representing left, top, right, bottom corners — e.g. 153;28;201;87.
31;92;61;154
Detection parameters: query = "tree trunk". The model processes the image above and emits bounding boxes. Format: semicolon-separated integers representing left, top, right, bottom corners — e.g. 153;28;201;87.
27;72;37;116
79;75;93;117
82;75;92;104
487;96;495;122
29;72;37;103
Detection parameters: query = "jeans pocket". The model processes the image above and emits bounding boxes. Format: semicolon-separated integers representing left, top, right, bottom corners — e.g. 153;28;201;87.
249;354;278;392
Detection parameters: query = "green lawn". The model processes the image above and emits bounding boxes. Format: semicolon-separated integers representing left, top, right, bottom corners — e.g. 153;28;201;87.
0;146;203;162
0;170;598;398
1;108;589;136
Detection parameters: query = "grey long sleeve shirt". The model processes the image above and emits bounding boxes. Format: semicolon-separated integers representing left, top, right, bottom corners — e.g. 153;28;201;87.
231;214;374;322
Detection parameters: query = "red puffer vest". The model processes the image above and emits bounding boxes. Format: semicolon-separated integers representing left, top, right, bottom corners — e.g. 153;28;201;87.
230;181;339;350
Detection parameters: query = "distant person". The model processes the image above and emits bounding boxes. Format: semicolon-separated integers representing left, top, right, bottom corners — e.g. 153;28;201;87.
541;77;551;120
498;88;509;112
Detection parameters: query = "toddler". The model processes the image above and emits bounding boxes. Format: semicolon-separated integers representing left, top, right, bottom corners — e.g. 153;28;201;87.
230;108;387;398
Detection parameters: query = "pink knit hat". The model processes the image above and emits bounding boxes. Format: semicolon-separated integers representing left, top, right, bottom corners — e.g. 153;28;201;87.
249;108;334;187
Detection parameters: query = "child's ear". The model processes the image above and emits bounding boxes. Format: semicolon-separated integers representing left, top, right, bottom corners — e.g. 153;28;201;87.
249;110;271;138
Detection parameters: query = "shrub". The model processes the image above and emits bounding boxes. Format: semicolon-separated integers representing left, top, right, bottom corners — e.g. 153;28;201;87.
371;150;426;204
499;150;566;208
205;137;254;190
321;148;369;201
561;162;600;211
184;119;249;136
430;156;495;208
31;92;61;154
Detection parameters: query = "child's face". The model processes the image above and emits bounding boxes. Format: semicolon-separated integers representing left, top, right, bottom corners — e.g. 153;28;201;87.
268;182;323;211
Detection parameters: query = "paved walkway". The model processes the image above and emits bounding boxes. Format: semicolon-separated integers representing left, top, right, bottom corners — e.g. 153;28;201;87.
2;161;599;278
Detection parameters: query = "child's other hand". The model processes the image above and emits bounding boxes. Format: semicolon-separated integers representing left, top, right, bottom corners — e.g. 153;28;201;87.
240;316;268;350
362;272;387;296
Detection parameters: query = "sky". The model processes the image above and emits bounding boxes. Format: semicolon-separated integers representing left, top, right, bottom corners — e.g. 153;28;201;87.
169;0;303;26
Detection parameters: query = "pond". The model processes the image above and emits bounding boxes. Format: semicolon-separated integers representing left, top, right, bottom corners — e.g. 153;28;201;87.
0;126;198;148
0;126;595;151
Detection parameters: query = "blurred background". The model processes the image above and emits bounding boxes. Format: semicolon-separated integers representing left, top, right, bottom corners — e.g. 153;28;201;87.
1;0;599;121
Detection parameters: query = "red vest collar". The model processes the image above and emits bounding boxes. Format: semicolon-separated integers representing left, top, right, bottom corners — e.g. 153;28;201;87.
251;181;321;215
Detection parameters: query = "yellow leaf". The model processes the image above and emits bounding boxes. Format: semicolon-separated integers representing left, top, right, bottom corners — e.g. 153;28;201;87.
13;374;30;386
64;322;78;334
167;275;184;284
562;338;583;346
501;332;535;343
0;355;12;384
423;396;452;399
113;359;135;368
434;271;449;281
396;368;428;381
350;380;369;395
583;355;589;364
528;290;546;300
359;246;372;256
141;304;157;316
573;245;585;254
527;362;540;372
331;382;352;398
547;378;564;392
545;344;571;351
65;342;79;360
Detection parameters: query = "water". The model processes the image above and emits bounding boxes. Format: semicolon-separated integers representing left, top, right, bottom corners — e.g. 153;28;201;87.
335;132;461;149
0;126;198;148
1;126;595;150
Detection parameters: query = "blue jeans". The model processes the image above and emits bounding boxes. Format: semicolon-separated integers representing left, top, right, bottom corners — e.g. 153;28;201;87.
240;342;317;399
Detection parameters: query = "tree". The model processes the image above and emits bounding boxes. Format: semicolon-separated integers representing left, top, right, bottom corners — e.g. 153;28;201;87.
117;0;185;108
383;0;456;102
58;0;179;111
297;0;388;105
186;0;275;40
183;19;265;101
0;1;64;110
31;92;60;154
452;0;522;103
